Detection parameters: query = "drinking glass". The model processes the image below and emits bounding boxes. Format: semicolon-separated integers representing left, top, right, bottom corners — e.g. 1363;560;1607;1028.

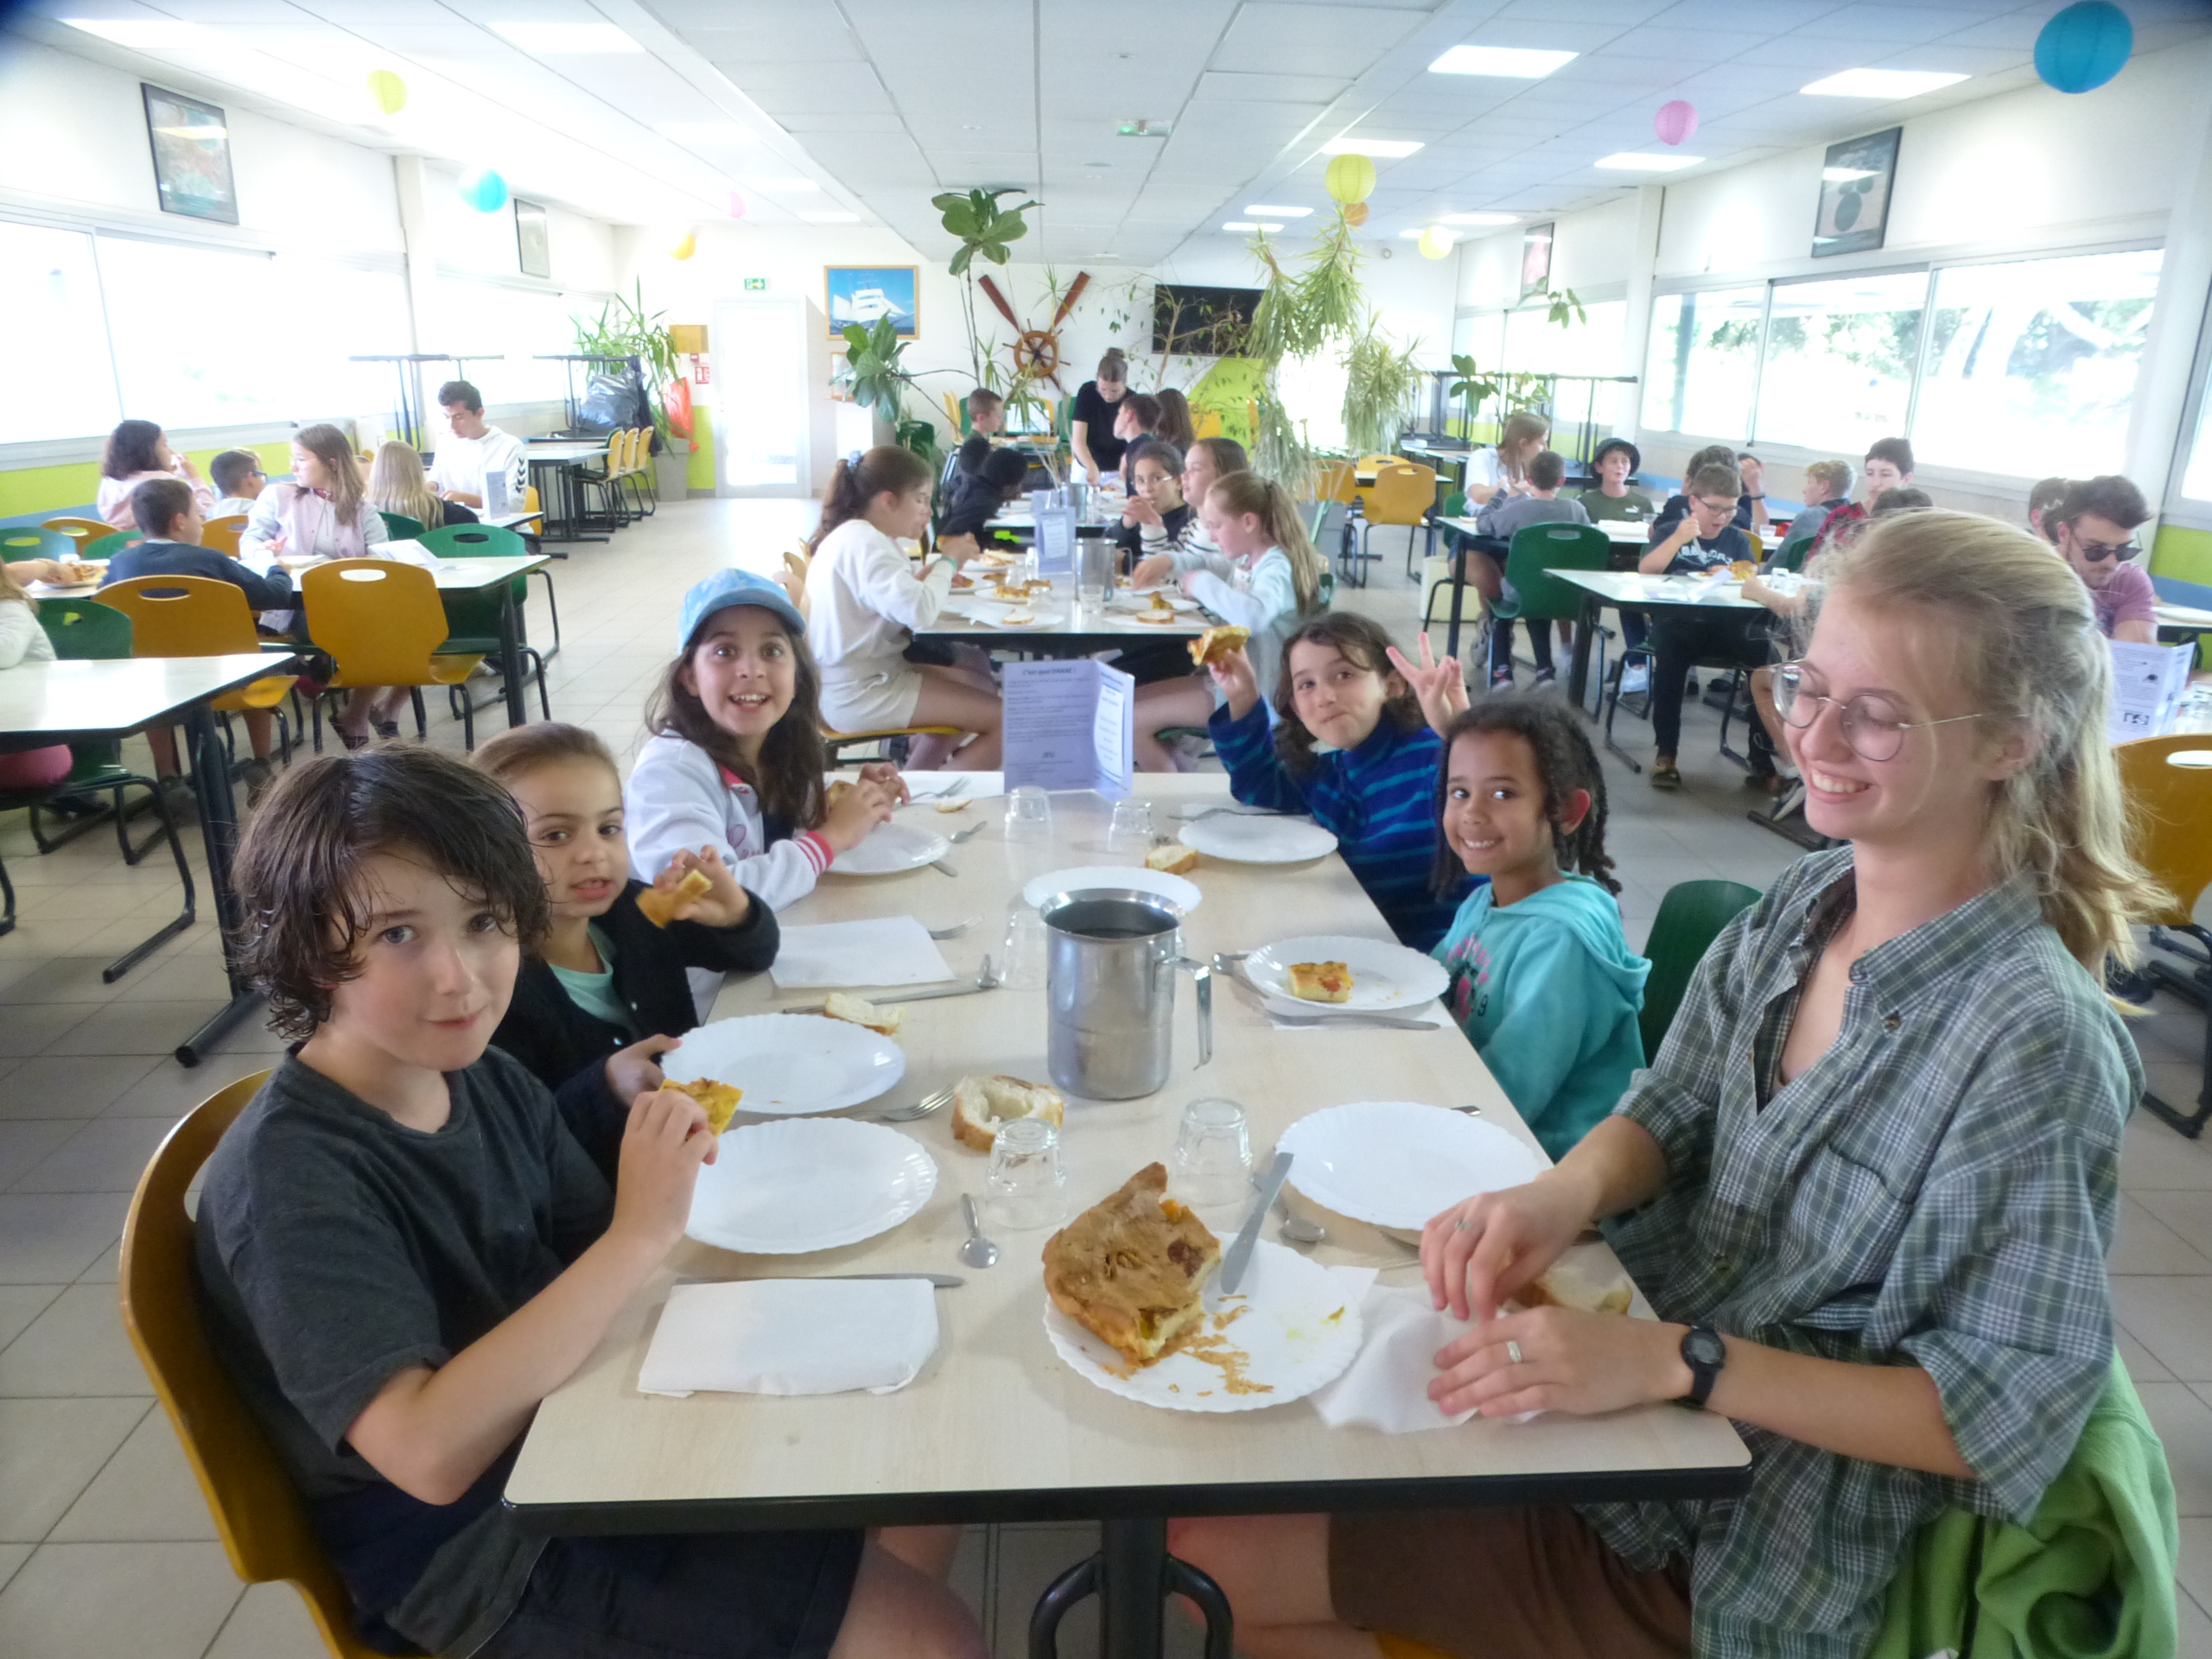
1172;1097;1252;1209
1001;902;1049;988
985;1117;1068;1230
1005;785;1053;843
1106;798;1154;855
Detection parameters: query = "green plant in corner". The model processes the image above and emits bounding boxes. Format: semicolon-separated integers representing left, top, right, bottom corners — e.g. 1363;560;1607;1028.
836;317;913;426
572;279;680;446
932;187;1039;382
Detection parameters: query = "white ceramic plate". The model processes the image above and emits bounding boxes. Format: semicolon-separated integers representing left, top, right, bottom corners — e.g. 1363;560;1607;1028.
1178;814;1338;864
963;600;1065;630
663;1014;906;1116
687;1118;938;1255
1045;1240;1365;1413
1112;591;1200;613
1021;865;1203;913
1243;935;1450;1013
1276;1102;1548;1232
828;821;950;875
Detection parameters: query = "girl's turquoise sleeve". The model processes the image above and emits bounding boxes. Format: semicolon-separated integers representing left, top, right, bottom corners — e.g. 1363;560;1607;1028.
1474;931;1624;1161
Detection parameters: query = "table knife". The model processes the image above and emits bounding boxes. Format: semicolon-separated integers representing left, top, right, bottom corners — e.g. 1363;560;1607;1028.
930;859;960;877
1219;1151;1293;1295
781;981;995;1014
811;1272;964;1287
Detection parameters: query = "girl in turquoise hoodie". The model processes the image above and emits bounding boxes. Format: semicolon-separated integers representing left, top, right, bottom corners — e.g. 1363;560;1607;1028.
1428;695;1649;1160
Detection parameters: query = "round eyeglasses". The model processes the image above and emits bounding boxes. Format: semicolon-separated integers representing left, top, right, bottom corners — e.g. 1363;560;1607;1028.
1772;662;1985;763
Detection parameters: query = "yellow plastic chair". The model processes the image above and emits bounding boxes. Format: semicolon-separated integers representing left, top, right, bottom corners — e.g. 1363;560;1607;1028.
302;558;485;750
201;514;250;556
2120;733;2212;1136
97;575;296;761
119;1069;385;1659
1359;461;1436;579
780;550;811;618
43;515;113;544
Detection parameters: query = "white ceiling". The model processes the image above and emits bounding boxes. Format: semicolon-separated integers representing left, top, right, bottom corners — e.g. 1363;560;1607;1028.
13;0;2212;265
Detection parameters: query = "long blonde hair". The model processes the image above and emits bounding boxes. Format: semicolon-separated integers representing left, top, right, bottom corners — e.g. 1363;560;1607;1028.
1497;410;1550;484
294;423;365;524
365;442;443;528
1207;472;1323;613
1818;511;2164;972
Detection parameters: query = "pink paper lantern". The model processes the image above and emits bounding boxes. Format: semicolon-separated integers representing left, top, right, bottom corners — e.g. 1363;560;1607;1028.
1655;99;1699;146
728;191;747;219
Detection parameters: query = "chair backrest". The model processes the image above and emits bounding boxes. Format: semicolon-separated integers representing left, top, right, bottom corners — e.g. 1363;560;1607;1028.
523;484;542;514
1316;566;1337;609
377;511;426;543
1773;531;1818;573
84;530;143;562
302;559;456;688
1641;878;1761;1062
119;1070;382;1659
41;515;111;543
1743;530;1764;557
97;575;263;658
417;522;528;560
1441;490;1469;519
200;515;250;556
1502;523;1612;624
1313;460;1360;505
37;596;133;660
1;526;78;563
2115;734;2212;926
1363;462;1437;527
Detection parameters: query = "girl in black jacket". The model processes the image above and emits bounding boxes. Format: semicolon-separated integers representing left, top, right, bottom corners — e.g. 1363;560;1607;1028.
474;721;779;1175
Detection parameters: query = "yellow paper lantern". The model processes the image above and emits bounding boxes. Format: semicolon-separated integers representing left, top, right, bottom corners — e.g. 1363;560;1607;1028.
1325;152;1375;205
1344;201;1370;227
366;69;407;116
671;232;697;261
1418;226;1453;260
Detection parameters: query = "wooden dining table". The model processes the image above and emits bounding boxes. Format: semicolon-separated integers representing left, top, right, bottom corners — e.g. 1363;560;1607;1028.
505;776;1751;1657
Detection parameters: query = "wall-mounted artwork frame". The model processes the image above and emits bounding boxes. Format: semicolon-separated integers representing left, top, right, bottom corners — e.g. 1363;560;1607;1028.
143;84;238;225
1519;222;1554;300
1813;127;1902;258
825;265;918;340
515;198;551;279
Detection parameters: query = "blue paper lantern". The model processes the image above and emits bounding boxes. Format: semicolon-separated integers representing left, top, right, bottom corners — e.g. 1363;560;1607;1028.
2035;2;2132;94
458;166;509;213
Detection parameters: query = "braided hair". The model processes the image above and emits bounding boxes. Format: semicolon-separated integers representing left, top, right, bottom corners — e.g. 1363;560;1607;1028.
1429;693;1618;897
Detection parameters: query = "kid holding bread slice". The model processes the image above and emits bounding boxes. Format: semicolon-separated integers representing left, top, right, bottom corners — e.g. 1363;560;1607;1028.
475;721;779;1179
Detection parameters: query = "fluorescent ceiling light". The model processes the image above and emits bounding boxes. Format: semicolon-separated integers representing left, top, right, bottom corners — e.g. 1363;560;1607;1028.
60;18;207;48
1801;68;1967;99
1243;204;1313;217
750;177;821;191
1428;44;1577;78
1596;151;1700;171
1224;221;1285;232
799;211;859;223
1321;136;1423;158
1441;212;1519;226
488;22;644;54
656;123;749;142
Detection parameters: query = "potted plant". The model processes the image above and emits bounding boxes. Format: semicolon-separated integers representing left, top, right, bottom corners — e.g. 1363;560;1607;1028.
572;281;690;494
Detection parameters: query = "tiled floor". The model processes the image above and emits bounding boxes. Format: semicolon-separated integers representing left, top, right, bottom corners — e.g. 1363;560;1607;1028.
1;499;2206;1656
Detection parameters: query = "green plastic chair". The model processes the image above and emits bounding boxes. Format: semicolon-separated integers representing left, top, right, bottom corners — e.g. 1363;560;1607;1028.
82;530;143;562
1773;530;1818;573
414;523;549;721
3;598;197;976
1;527;77;563
1640;879;1761;1063
1489;522;1611;695
377;511;427;543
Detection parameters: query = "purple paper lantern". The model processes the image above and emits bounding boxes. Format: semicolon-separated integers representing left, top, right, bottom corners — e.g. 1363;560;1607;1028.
2035;1;2132;94
1655;99;1699;146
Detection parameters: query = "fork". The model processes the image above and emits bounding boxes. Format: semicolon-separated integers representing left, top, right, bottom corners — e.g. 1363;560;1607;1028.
868;1088;954;1124
927;917;979;940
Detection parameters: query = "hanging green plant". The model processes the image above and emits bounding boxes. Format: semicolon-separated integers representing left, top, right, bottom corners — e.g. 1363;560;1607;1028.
1342;318;1423;454
933;187;1040;383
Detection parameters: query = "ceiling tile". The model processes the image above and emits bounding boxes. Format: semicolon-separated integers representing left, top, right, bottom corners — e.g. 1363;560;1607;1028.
1195;70;1352;102
779;107;908;135
636;0;864;59
1788;5;1995;43
1211;3;1430;77
1492;0;1674;21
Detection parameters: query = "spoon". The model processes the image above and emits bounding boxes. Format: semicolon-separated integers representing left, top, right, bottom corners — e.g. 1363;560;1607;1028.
1279;1205;1327;1247
958;1195;1001;1269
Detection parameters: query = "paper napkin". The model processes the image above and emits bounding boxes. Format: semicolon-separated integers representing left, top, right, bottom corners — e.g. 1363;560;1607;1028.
638;1279;939;1398
769;918;953;989
1311;1281;1484;1433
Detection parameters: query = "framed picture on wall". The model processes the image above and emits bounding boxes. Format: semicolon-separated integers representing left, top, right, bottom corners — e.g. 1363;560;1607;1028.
1813;127;1901;257
825;266;918;339
1519;222;1554;300
142;85;238;225
515;199;551;278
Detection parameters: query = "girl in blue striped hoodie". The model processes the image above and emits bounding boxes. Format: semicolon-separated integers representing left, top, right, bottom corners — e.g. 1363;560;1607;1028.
1204;613;1476;949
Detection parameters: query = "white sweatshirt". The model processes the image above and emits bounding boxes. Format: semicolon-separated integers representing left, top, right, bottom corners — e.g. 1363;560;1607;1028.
622;732;835;913
1190;547;1301;703
804;518;953;689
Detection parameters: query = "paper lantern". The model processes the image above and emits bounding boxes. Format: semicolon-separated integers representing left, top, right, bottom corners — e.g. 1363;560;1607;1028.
1325;152;1375;205
2035;1;2132;93
365;69;407;116
1344;200;1370;227
457;167;508;213
671;232;697;261
1417;226;1453;260
1655;99;1699;145
728;191;746;219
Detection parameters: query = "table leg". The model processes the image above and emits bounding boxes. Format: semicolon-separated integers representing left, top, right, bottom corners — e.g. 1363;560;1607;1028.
1567;594;1597;713
1443;537;1469;664
177;701;263;1066
498;584;528;728
1027;1518;1233;1659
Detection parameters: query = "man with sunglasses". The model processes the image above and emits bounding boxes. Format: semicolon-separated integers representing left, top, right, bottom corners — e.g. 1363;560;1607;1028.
2043;474;2155;644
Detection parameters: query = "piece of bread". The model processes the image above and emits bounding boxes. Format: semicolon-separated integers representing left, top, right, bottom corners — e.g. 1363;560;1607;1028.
1188;625;1250;669
1144;842;1198;875
666;1077;744;1135
1134;612;1178;626
933;798;969;814
635;867;713;928
1516;1258;1632;1317
822;991;904;1036
1287;961;1353;1003
1727;559;1757;580
825;779;855;811
1043;1164;1222;1367
1001;609;1037;626
1148;591;1173;613
950;1073;1065;1152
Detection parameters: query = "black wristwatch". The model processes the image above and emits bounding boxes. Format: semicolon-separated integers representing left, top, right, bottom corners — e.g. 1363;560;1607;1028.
1676;1324;1726;1410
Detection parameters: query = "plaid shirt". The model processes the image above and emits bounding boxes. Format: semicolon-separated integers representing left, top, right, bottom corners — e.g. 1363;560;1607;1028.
1581;848;2139;1658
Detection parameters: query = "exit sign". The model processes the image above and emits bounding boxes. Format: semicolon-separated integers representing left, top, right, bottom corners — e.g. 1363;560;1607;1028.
743;277;767;291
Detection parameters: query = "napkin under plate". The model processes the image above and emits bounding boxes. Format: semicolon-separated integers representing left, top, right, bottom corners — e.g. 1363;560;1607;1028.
639;1278;938;1397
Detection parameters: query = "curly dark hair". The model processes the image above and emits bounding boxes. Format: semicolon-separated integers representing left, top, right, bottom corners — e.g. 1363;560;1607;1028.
1271;613;1424;779
232;747;550;1041
1429;693;1618;896
645;606;830;830
102;419;165;480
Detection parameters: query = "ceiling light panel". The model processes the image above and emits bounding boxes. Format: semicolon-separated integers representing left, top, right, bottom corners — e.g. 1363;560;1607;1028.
59;18;209;48
1321;136;1424;158
1441;212;1521;226
1594;151;1701;170
1244;205;1313;217
486;22;644;54
1428;45;1578;77
1800;68;1968;98
1224;221;1287;232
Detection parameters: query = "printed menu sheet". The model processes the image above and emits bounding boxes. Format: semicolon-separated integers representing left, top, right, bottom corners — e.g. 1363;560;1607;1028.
2107;639;2195;742
1001;658;1133;798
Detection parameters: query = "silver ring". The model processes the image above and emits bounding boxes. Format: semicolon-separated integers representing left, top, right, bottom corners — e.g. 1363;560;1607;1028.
1506;1339;1524;1366
1454;1218;1473;1232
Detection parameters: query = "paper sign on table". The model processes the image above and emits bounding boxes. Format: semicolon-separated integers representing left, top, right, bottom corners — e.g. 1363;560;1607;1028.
2107;639;2196;743
1033;503;1077;576
1001;658;1134;798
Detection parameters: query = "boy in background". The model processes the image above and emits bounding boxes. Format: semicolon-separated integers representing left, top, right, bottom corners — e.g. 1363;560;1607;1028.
2043;474;2156;644
430;380;528;512
1479;449;1592;690
955;387;1005;478
210;449;270;518
1578;437;1653;525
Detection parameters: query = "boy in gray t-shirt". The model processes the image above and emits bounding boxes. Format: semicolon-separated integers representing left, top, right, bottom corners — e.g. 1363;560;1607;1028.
1476;449;1592;687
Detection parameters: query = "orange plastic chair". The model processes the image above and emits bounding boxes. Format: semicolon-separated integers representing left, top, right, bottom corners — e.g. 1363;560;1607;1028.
201;514;250;556
43;515;113;543
97;576;296;753
302;558;485;749
2119;733;2212;1136
120;1069;385;1659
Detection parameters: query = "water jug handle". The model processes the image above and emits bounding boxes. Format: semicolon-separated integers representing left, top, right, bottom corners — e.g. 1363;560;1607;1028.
1176;957;1213;1068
